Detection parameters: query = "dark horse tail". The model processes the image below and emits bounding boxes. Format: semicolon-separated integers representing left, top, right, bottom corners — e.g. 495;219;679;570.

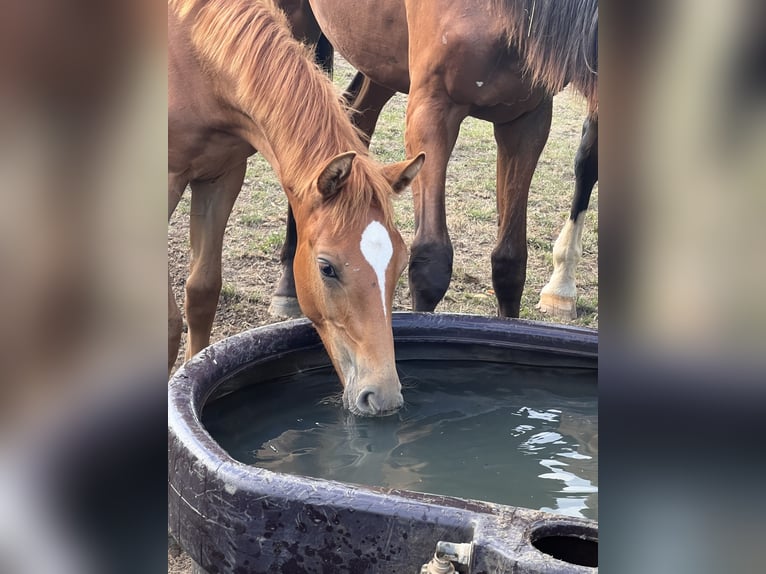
493;0;598;111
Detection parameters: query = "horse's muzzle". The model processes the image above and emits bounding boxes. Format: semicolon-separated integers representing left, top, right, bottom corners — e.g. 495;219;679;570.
348;385;403;417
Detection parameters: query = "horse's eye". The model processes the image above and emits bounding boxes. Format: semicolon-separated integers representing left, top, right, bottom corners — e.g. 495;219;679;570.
319;261;337;279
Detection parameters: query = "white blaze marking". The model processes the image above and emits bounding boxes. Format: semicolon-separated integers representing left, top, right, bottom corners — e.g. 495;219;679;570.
360;221;393;317
476;81;484;87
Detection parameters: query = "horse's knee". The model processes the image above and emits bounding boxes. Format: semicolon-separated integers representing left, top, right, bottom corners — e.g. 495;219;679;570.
491;250;527;317
408;240;453;312
184;275;222;322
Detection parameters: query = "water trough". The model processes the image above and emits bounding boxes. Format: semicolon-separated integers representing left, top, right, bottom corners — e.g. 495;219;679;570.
168;313;598;573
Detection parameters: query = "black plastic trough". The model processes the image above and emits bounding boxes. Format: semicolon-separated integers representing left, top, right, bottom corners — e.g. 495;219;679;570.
168;313;598;573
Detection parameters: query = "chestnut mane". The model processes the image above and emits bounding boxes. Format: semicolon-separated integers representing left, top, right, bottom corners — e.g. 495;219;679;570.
169;0;397;230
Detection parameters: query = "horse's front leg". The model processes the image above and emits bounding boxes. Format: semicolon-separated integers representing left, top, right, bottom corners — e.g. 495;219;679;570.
538;113;598;319
343;72;397;144
184;163;244;361
405;88;468;311
168;174;187;375
492;99;553;317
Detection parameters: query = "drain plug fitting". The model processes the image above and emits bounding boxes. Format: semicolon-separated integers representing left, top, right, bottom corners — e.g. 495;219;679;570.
420;541;473;573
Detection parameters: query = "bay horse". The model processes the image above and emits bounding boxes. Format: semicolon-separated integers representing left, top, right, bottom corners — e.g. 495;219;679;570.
168;0;425;416
271;0;597;320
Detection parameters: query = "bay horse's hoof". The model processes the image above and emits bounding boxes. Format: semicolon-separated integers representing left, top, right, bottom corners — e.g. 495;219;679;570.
268;295;302;319
537;292;577;320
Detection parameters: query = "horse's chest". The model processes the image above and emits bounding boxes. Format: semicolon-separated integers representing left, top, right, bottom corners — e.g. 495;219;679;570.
169;118;254;182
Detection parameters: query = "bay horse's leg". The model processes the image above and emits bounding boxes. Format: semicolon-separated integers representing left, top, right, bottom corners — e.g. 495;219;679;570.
168;174;187;375
168;274;183;375
267;203;301;318
315;33;333;75
492;99;553;317
343;72;397;145
184;163;245;361
405;89;469;311
538;113;598;319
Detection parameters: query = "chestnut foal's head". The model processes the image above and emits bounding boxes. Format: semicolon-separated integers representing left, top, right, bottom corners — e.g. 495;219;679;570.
290;151;424;416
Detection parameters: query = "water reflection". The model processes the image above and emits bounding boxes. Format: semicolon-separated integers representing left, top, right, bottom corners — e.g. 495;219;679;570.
512;406;598;519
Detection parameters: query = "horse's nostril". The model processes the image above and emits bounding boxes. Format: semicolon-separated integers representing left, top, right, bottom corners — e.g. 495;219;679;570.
356;388;377;412
354;387;403;416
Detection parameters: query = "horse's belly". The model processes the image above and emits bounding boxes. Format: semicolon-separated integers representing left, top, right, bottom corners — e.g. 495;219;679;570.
309;0;410;92
468;95;548;125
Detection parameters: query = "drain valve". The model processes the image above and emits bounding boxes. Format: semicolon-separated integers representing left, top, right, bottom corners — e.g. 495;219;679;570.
420;541;473;573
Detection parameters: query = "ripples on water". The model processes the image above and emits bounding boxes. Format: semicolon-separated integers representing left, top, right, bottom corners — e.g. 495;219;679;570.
203;360;598;520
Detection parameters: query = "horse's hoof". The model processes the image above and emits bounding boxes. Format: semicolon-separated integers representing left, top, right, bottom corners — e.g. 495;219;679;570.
268;295;302;319
537;292;577;320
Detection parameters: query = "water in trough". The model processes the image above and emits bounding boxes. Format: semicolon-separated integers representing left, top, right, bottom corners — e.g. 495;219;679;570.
203;358;598;520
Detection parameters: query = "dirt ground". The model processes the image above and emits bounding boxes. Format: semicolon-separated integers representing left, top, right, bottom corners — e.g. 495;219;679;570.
167;56;597;572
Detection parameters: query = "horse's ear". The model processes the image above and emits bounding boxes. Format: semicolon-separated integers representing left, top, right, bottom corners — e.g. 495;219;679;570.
317;151;356;200
382;152;425;194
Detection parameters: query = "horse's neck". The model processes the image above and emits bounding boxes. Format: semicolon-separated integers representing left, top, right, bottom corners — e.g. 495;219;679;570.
186;0;362;191
238;77;354;192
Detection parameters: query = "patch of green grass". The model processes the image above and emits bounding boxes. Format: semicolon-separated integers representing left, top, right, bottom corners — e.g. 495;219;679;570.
238;211;264;227
527;237;551;252
369;95;409;163
219;283;241;304
251;231;284;255
176;194;191;216
246;292;262;305
393;206;416;232
466;207;495;223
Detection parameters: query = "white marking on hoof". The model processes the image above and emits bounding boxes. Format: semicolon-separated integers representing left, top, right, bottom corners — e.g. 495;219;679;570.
360;221;393;317
537;292;578;320
538;212;587;320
